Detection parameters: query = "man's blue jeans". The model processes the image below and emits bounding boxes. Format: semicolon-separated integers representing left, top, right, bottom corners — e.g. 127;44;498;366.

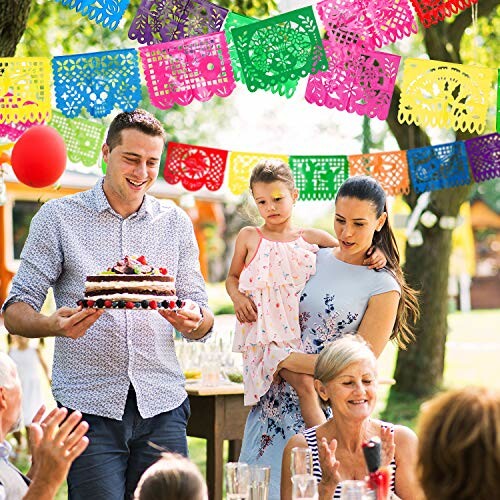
62;386;190;499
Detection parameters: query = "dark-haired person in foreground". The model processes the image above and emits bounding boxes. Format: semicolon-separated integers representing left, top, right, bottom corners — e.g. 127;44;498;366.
2;109;214;499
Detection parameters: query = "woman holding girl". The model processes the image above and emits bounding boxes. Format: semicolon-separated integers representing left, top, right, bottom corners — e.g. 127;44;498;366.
236;174;419;499
226;161;385;427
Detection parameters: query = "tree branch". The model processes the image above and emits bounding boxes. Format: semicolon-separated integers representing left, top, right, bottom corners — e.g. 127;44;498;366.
448;0;498;56
0;0;32;57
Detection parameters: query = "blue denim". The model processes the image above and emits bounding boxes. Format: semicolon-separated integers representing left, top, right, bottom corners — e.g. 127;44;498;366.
61;386;190;500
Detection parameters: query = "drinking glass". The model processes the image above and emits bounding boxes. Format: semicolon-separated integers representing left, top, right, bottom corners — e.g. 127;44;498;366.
225;462;250;500
340;480;368;499
201;352;221;386
291;474;318;499
248;465;270;500
290;447;313;476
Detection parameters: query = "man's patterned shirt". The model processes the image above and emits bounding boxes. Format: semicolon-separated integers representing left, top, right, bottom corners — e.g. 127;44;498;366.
3;179;209;419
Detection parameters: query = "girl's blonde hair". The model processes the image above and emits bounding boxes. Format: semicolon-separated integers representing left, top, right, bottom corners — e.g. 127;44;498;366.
314;335;377;384
134;453;207;500
417;386;500;500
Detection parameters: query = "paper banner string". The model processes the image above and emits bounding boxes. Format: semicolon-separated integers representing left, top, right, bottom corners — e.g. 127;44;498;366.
231;7;327;97
316;0;416;51
228;152;289;195
348;150;410;195
406;141;471;193
223;12;299;96
52;49;141;118
464;133;500;183
305;41;400;120
289;156;348;200
0;58;52;124
164;142;228;191
0;120;42;141
409;0;478;28
129;0;228;45
398;58;494;134
140;32;236;109
56;0;130;30
49;110;106;167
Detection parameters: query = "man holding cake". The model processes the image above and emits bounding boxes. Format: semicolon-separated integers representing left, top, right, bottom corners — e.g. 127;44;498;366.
2;109;214;499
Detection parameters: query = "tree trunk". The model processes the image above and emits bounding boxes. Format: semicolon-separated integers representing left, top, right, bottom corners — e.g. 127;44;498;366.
384;0;497;397
393;185;471;395
0;0;32;57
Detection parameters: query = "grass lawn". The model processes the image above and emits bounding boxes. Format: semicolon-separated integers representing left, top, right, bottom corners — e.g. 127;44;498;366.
11;308;500;498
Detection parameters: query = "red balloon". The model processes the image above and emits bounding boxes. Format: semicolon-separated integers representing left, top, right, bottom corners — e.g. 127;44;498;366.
11;125;67;188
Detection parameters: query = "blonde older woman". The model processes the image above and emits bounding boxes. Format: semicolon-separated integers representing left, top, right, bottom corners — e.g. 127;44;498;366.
281;337;422;499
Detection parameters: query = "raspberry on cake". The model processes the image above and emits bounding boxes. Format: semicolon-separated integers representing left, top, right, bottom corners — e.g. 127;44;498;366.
80;256;184;310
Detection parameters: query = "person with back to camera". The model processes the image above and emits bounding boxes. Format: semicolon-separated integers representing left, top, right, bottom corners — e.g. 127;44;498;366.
281;336;423;499
226;160;386;428
2;109;215;499
134;452;208;500
416;386;500;500
237;175;420;499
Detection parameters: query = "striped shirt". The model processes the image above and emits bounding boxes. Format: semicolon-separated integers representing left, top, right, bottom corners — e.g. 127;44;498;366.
303;425;397;498
3;179;210;420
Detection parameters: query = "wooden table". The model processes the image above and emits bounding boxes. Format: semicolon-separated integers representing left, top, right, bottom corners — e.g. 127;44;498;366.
186;382;250;500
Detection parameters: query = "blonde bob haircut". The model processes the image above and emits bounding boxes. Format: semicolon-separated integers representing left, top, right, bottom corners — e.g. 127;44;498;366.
417;386;500;500
134;452;208;500
314;335;377;384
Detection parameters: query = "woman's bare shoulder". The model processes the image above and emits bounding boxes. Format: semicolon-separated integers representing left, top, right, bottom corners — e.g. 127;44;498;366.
284;432;309;451
393;425;418;457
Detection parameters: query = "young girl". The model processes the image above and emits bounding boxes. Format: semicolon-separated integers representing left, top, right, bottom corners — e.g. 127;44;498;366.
226;160;385;427
8;335;51;454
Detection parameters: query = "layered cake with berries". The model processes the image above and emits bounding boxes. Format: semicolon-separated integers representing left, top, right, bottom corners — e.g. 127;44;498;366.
79;256;184;310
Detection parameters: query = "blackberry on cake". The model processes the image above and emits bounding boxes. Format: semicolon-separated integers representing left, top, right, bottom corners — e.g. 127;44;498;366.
80;256;183;310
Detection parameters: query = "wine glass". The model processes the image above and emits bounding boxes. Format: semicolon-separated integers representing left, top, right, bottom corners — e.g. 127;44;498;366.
290;447;313;476
340;480;368;499
291;474;318;499
225;462;250;499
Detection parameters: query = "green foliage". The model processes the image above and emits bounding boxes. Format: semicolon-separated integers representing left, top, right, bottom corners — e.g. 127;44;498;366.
460;4;500;68
469;178;500;214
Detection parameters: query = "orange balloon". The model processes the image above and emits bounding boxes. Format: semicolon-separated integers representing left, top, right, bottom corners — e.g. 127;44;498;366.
11;125;67;188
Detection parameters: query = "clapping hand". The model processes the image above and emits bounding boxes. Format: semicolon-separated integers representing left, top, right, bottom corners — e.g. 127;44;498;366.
27;405;89;494
380;425;396;467
318;437;341;498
